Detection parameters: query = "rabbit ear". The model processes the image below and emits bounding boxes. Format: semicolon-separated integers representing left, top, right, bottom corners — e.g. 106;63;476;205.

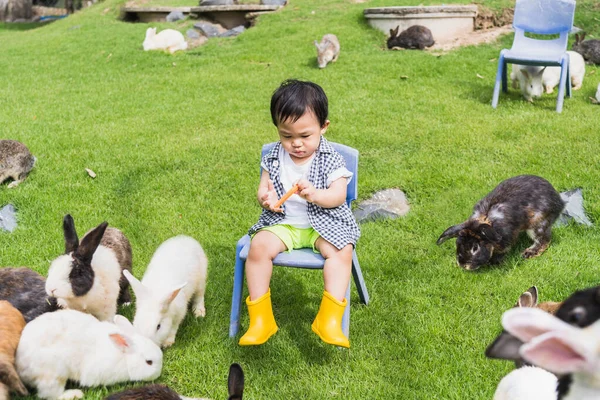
63;214;79;254
74;222;108;265
521;69;530;80
502;307;574;343
520;330;594;375
392;26;399;37
575;33;580;43
160;282;187;311
314;40;320;49
581;32;586;41
123;270;149;299
518;286;538;307
436;223;466;245
485;330;524;361
228;363;244;400
114;315;137;336
109;332;135;354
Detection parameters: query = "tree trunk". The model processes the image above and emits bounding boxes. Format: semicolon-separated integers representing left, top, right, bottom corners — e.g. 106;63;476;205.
0;0;32;21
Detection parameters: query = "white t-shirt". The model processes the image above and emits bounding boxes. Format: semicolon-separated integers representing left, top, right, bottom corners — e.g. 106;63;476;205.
277;147;353;228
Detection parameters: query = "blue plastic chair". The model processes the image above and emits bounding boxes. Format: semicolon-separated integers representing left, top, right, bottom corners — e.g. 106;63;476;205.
229;142;370;339
491;0;576;113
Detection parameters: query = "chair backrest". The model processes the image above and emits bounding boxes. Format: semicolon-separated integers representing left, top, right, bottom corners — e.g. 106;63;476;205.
261;141;358;207
513;0;575;35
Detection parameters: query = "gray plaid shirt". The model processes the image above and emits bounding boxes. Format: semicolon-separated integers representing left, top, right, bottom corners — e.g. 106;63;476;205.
248;137;360;249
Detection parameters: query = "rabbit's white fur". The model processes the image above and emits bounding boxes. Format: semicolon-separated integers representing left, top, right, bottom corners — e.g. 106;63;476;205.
595;83;600;103
503;307;600;400
15;310;162;400
143;27;188;54
493;366;557;400
46;245;121;322
124;235;207;348
314;34;340;69
510;64;546;102
542;51;586;94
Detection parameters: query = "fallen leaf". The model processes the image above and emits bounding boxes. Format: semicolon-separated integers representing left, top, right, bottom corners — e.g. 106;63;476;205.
172;62;177;67
400;75;408;79
85;168;97;178
589;70;596;75
489;58;497;62
590;96;599;104
106;53;112;61
476;73;484;79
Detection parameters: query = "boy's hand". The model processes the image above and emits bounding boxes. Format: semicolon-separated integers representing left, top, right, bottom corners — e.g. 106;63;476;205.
260;179;283;212
296;178;319;204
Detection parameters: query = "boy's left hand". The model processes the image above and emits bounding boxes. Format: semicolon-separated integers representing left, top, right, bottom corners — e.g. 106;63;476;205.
296;179;319;204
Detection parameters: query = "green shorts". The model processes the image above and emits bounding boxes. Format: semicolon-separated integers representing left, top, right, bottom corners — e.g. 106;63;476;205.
258;224;321;253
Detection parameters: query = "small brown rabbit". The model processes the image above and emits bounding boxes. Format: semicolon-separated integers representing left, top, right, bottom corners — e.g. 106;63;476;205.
314;34;340;69
387;25;434;50
0;140;36;188
0;300;28;399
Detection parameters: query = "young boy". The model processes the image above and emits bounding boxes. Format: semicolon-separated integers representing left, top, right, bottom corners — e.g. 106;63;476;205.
239;79;360;348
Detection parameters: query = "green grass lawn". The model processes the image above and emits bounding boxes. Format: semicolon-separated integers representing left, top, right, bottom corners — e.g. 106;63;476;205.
1;0;600;398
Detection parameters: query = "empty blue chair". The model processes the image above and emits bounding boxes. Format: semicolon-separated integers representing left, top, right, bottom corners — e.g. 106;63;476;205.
229;141;369;339
491;0;576;112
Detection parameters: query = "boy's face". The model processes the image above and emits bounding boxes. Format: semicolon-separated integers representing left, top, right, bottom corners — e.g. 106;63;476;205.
277;111;329;163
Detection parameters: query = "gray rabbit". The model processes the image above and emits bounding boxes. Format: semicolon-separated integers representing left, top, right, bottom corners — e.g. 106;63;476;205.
387;25;434;50
572;33;600;64
0;140;36;188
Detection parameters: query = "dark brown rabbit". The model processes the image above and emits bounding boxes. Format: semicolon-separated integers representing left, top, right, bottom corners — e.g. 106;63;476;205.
437;175;589;271
0;267;59;323
572;32;600;65
104;363;244;399
0;300;28;399
387;25;434;50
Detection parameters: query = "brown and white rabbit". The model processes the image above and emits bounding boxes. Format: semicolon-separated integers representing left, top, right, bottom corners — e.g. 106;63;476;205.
0;300;28;399
104;363;244;400
0;140;36;188
0;267;59;323
387;25;434;50
437;175;591;271
45;214;133;321
572;33;600;65
16;310;163;400
487;286;562;368
314;34;340;69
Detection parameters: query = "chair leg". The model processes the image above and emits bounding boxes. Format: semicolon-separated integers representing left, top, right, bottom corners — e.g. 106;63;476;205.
556;58;569;113
229;235;250;338
501;60;508;93
492;54;505;108
352;250;370;305
566;63;572;98
341;283;351;339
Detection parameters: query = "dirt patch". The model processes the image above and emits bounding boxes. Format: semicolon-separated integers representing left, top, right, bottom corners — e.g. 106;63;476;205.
475;5;514;30
428;24;513;53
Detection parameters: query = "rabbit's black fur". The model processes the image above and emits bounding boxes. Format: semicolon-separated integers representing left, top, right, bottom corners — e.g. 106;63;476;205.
387;25;434;50
104;384;181;399
104;363;244;400
0;267;58;322
437;175;565;270
572;33;600;65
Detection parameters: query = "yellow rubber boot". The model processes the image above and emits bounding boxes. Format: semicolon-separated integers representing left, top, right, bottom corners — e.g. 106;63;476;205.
311;290;350;348
239;289;278;346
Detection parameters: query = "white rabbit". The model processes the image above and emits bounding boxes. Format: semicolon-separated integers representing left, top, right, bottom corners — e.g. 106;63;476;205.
595;82;600;103
46;215;133;322
143;27;188;54
510;64;546;102
15;310;162;400
542;51;586;93
314;34;340;69
123;235;208;348
493;366;557;400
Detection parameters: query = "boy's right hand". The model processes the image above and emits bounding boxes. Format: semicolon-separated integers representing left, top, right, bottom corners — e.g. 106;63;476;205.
260;180;283;213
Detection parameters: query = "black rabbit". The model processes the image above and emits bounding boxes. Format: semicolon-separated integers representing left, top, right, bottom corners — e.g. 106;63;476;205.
387;25;434;50
437;175;589;271
0;267;59;322
572;32;600;65
105;363;244;399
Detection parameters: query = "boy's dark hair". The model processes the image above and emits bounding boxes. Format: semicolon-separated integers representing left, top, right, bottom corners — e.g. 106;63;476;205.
270;79;328;127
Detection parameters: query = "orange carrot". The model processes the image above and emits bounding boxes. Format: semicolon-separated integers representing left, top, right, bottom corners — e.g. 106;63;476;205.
274;184;299;209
